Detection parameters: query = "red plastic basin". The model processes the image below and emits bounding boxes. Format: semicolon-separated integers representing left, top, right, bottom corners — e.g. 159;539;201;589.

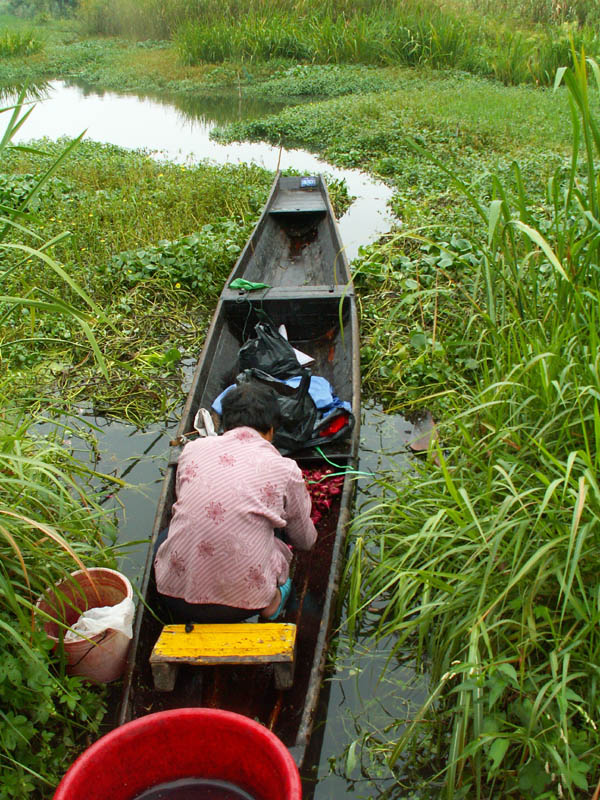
53;708;302;800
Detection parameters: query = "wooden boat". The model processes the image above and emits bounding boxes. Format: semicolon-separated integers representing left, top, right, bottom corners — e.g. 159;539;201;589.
117;173;360;769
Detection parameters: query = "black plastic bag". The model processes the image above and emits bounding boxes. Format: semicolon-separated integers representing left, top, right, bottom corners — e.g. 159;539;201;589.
238;322;302;380
303;407;355;449
236;368;317;455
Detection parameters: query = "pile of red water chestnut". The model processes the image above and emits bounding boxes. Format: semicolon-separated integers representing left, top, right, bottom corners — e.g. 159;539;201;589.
302;468;345;527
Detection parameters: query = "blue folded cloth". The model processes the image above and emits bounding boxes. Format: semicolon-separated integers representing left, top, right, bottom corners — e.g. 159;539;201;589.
212;376;350;416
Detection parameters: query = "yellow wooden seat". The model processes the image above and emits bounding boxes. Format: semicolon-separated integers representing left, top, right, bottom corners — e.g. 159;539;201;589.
149;622;297;692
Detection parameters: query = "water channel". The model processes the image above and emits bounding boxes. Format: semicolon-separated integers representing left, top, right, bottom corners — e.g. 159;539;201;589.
15;81;428;798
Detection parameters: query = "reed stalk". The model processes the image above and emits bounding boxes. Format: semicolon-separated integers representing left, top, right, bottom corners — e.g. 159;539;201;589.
345;48;600;798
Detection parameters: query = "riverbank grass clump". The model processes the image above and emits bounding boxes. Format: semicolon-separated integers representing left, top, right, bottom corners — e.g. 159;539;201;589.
0;414;120;800
75;0;600;88
174;1;599;88
0;26;42;56
343;51;600;798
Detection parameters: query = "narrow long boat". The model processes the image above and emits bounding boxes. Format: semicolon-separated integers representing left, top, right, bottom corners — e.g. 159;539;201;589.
117;173;360;768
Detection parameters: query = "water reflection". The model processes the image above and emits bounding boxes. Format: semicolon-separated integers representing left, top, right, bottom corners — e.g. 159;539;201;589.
72;80;290;125
37;408;177;582
357;402;415;496
306;637;428;799
0;82;51;102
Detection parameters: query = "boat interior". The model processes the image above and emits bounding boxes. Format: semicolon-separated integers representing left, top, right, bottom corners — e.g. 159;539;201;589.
118;177;358;765
181;292;356;464
123;290;357;749
128;469;344;755
229;177;349;289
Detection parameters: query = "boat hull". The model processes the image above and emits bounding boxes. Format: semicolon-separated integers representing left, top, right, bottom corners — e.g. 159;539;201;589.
117;174;360;768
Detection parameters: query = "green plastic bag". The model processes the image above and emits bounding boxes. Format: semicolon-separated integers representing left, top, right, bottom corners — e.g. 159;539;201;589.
229;278;270;291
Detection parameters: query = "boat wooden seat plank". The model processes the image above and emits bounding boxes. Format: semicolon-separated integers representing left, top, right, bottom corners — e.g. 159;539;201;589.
222;285;353;301
149;623;297;692
269;188;327;214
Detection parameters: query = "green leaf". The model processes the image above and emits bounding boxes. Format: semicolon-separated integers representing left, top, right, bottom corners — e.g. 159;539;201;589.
487;199;503;246
487;676;507;709
410;332;427;351
162;347;182;364
519;761;550;793
567;756;589;790
512;221;571;283
496;662;519;685
345;739;359;774
488;737;509;772
554;66;568;92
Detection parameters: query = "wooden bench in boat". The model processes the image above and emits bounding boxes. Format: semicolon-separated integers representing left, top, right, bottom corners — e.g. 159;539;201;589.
149;622;297;692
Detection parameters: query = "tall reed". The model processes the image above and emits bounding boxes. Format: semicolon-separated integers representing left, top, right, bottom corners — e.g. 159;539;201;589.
76;0;599;87
344;49;600;798
0;28;43;57
0;91;122;799
468;0;600;26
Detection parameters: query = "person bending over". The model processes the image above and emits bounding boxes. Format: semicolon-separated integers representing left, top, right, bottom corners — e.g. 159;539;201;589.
154;383;317;623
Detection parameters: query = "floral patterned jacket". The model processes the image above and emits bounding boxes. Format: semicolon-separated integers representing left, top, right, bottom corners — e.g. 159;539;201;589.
154;426;317;608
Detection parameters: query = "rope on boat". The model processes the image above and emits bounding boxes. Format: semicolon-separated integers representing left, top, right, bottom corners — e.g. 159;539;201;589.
314;446;374;478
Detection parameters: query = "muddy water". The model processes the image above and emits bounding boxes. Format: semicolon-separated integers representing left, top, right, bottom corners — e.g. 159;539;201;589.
19;82;423;797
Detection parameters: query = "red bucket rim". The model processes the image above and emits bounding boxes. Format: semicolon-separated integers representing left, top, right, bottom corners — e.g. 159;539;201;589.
54;707;302;800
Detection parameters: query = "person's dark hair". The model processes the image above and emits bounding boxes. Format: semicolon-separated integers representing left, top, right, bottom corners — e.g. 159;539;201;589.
221;383;281;434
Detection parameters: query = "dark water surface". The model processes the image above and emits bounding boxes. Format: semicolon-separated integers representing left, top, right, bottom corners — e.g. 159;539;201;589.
133;778;255;800
20;82;423;797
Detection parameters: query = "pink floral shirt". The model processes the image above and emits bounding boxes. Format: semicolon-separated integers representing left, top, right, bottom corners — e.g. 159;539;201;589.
154;427;317;609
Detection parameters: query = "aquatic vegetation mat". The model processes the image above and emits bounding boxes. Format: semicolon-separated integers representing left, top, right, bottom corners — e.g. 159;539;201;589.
1;136;276;423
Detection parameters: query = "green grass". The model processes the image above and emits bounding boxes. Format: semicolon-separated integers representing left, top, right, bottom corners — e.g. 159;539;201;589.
0;91;123;800
1;139;277;424
340;50;600;798
0;407;121;799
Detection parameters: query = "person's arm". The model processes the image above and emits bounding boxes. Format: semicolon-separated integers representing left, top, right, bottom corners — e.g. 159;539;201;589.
283;465;317;550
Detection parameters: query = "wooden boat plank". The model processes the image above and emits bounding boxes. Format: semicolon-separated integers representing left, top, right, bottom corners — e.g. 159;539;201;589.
151;622;296;664
223;285;353;300
269;187;328;214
